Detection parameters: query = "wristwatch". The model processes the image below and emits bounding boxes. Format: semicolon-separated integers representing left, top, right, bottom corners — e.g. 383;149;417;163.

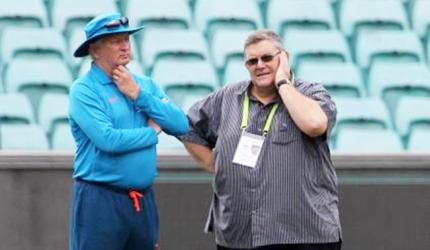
276;79;291;89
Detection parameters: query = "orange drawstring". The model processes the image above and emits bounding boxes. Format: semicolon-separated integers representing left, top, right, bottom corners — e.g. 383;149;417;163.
128;190;144;212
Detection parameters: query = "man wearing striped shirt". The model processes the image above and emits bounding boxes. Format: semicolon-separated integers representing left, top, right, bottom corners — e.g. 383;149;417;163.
180;30;342;250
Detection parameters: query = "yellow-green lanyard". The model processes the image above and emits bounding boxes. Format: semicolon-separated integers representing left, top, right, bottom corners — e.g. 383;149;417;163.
241;92;279;136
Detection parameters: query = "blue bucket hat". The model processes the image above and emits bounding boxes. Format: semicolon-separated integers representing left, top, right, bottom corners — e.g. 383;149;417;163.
73;12;144;57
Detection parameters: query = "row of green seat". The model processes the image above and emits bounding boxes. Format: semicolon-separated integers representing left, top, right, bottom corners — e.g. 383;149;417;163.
1;89;429;151
2;0;429;39
1;0;430;59
1;27;430;93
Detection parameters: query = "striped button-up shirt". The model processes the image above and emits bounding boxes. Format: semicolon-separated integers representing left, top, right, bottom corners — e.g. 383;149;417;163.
181;80;341;248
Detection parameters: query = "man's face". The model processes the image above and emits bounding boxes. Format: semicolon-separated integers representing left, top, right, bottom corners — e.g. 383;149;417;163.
244;40;281;89
93;33;131;71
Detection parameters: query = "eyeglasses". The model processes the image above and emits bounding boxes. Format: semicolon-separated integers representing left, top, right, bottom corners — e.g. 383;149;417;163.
104;16;129;28
245;50;281;67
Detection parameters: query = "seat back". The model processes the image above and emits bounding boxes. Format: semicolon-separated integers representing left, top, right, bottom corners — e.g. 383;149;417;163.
334;97;392;139
395;96;430;138
267;0;336;37
140;29;210;74
1;27;68;66
223;60;249;86
51;123;75;151
355;30;424;70
408;129;430;152
297;61;364;97
194;0;263;41
411;0;430;39
4;57;72;116
127;0;192;30
340;0;408;38
151;59;218;92
368;62;430;117
0;124;49;150
0;93;34;124
283;30;351;70
335;128;404;153
51;0;118;38
0;1;48;31
38;93;69;137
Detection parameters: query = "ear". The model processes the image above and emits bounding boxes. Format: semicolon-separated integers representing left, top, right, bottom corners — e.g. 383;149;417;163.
89;43;100;59
284;49;290;61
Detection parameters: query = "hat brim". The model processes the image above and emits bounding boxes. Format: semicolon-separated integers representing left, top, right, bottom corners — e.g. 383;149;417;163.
73;26;144;58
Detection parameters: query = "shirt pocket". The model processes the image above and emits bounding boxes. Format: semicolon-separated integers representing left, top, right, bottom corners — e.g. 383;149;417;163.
271;122;302;145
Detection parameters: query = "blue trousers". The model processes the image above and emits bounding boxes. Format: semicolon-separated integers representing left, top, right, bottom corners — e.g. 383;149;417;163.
70;180;159;250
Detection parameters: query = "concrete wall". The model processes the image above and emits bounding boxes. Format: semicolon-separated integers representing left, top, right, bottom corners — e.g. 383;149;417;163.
0;152;429;250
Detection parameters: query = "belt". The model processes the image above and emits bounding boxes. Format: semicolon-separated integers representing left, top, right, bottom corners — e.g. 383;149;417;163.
76;178;147;212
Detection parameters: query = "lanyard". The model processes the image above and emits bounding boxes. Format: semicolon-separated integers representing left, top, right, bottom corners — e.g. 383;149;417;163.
241;92;279;136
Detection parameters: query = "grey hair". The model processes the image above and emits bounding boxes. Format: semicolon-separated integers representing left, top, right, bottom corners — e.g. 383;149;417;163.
88;38;105;59
243;29;284;51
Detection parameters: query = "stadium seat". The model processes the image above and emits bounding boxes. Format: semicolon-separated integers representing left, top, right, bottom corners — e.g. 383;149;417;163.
180;92;209;112
411;0;430;39
151;59;217;107
157;132;185;152
395;96;430;139
335;128;404;153
267;0;336;37
427;32;430;62
223;60;249;86
355;30;424;70
0;1;48;31
151;59;218;92
38;93;69;137
0;93;34;124
297;61;364;97
0;124;49;150
51;123;75;151
139;28;210;74
367;62;430;116
126;0;192;30
4;57;73;116
165;86;213;111
210;29;251;74
0;27;68;66
339;0;408;38
51;0;118;38
283;30;351;70
194;0;263;41
333;97;392;138
66;30;86;71
408;129;430;152
0;73;3;93
78;58;144;77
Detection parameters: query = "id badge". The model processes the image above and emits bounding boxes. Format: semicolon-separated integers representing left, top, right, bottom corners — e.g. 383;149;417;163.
232;131;265;168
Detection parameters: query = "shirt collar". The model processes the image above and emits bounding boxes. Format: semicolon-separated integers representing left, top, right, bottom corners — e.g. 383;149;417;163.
233;80;252;96
90;62;113;85
233;80;281;105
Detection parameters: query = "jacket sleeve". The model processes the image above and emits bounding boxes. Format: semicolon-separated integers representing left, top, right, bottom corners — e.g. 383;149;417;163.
133;78;189;136
69;82;158;153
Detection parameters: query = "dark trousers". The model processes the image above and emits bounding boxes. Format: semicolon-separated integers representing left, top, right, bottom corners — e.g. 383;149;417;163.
217;241;342;250
69;179;159;250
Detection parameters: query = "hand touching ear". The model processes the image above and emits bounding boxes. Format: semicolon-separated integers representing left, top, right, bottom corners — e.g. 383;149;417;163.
112;65;140;100
275;50;292;84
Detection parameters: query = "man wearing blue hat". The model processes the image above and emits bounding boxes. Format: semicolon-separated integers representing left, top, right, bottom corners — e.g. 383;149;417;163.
68;12;189;250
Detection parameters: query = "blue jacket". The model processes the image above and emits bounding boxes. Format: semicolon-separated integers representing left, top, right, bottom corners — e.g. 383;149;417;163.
69;63;189;189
